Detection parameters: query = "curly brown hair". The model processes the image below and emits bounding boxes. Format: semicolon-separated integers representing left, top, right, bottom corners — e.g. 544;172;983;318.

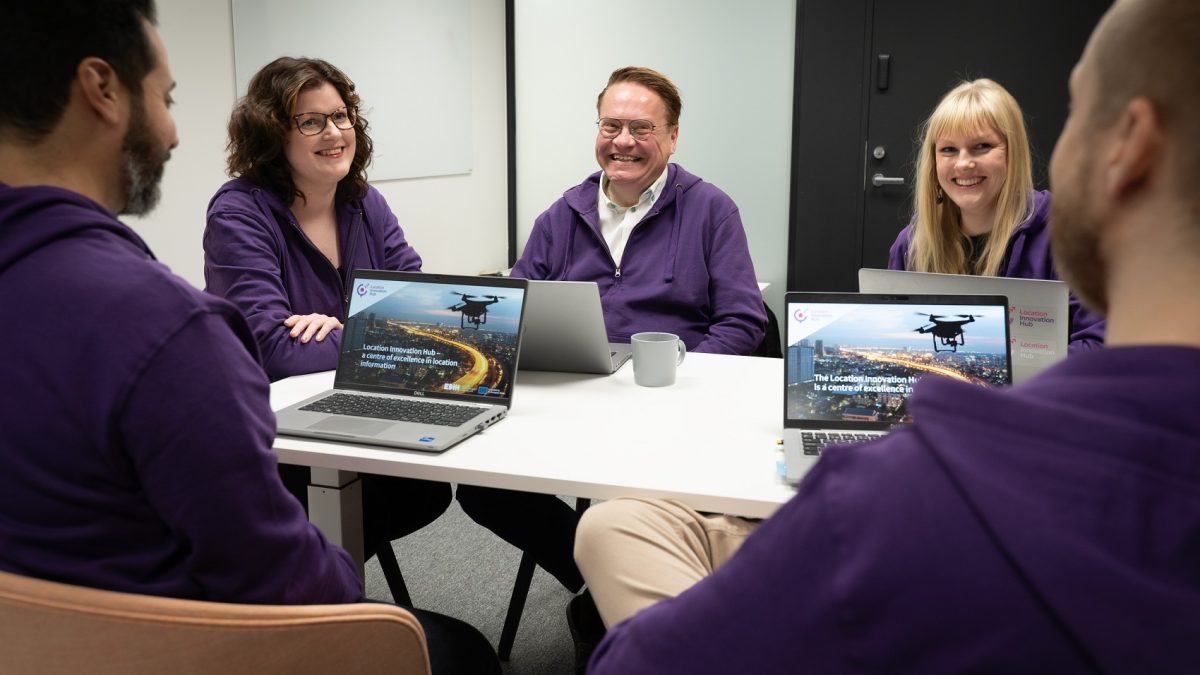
226;57;373;204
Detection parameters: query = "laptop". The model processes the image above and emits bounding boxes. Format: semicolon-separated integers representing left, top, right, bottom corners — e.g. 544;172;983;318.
858;268;1068;384
782;292;1012;485
518;280;632;374
275;270;528;452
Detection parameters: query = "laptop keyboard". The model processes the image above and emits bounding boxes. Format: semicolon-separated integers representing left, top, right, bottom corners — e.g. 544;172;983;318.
300;393;483;427
801;431;885;456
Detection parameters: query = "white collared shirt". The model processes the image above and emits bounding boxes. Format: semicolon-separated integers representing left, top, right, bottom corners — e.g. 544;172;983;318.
597;167;669;267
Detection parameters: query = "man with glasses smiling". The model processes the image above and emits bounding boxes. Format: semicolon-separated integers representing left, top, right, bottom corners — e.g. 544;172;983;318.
457;66;767;670
509;65;766;356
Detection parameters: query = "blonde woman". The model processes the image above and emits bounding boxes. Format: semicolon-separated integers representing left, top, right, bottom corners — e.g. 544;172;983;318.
888;78;1104;350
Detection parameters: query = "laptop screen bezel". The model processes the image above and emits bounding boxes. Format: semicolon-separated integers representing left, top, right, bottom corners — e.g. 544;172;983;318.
781;292;1012;431
333;269;528;407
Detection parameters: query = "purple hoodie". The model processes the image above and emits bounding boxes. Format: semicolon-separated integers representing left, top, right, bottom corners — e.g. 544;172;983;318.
590;346;1200;673
512;164;766;354
888;190;1106;351
0;183;361;604
204;177;422;381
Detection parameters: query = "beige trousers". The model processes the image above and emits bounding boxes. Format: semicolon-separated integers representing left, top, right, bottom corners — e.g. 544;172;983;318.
573;497;761;627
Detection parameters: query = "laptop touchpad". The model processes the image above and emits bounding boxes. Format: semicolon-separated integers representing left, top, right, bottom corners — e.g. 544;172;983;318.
308;416;394;436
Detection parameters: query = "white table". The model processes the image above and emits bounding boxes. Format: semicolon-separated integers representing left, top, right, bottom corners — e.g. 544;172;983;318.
270;353;795;562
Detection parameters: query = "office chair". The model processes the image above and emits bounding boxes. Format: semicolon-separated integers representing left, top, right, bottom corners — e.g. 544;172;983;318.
497;497;591;661
751;301;783;358
376;543;413;606
0;568;430;675
285;463;412;607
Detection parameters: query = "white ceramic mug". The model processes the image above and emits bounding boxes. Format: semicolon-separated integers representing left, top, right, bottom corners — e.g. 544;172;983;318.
631;332;687;387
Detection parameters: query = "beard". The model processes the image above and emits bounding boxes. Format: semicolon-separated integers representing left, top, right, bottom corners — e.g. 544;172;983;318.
118;96;169;216
1049;148;1109;316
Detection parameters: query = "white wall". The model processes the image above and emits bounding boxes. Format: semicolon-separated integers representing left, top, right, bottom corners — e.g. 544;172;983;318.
231;0;473;182
129;0;235;286
514;0;796;321
132;0;510;289
136;0;793;318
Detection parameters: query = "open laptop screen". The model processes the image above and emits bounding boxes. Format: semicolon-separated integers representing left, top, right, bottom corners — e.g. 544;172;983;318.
335;271;527;404
857;268;1068;384
784;293;1011;431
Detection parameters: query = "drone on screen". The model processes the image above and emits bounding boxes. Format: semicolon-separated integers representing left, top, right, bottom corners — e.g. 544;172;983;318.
914;313;982;353
448;292;504;330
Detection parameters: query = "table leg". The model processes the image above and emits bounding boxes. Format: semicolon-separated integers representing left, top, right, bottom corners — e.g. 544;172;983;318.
307;468;365;570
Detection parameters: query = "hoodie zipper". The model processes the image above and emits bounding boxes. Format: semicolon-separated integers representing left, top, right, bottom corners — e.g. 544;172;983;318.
609;202;668;281
582;217;623;280
341;210;364;305
285;214;340;274
282;211;346;312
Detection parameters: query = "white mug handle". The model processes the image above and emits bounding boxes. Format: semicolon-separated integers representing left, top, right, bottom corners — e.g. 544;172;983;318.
676;339;687;365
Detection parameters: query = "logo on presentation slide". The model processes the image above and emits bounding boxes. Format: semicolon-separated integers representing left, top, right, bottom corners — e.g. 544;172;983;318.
356;283;369;297
793;308;808;323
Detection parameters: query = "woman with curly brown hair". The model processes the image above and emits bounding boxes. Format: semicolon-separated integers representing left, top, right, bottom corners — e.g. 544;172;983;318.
203;56;452;595
205;56;424;379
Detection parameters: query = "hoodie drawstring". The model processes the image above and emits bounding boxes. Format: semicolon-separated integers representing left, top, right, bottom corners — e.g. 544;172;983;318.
564;215;579;279
662;183;684;283
1002;195;1039;274
341;207;364;305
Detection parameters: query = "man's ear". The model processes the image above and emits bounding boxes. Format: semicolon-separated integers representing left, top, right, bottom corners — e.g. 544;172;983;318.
1105;97;1162;200
75;57;124;126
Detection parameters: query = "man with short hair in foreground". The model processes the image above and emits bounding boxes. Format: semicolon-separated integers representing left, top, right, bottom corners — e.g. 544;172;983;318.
577;1;1200;671
0;3;497;671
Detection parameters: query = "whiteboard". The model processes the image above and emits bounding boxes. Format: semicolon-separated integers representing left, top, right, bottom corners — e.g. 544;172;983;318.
232;0;472;181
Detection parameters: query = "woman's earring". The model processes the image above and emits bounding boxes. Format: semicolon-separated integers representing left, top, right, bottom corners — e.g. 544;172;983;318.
935;186;944;204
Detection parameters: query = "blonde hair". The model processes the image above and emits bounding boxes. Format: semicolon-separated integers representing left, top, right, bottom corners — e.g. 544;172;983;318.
908;79;1035;276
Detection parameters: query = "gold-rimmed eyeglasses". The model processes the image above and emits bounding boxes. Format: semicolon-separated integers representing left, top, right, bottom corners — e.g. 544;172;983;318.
596;117;662;140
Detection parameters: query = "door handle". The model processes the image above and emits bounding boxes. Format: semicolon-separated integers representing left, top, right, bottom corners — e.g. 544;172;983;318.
871;173;905;187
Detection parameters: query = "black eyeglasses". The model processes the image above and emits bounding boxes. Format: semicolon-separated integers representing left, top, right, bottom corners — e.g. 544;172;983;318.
596;117;662;140
292;107;357;136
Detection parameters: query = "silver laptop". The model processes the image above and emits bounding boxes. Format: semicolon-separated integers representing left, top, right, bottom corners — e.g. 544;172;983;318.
518;280;632;374
275;270;528;452
783;292;1012;485
858;268;1068;384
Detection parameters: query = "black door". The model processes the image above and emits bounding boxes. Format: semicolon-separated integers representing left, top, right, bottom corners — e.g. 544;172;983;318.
789;0;1110;291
